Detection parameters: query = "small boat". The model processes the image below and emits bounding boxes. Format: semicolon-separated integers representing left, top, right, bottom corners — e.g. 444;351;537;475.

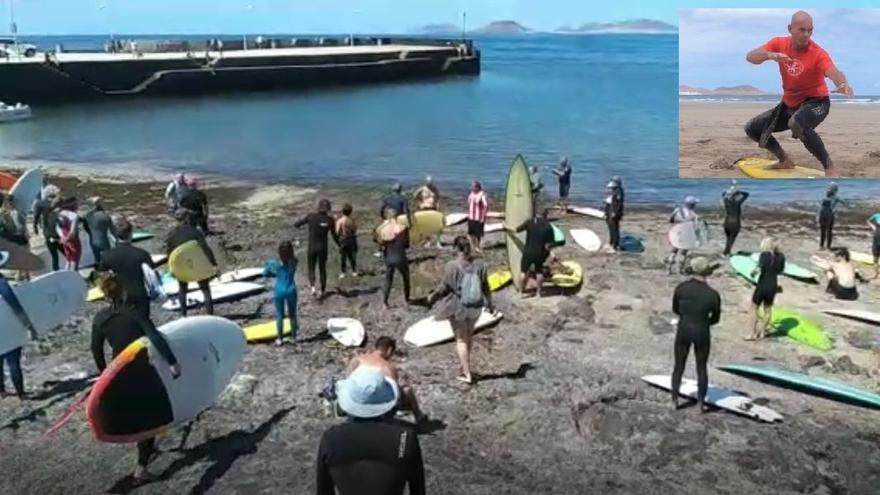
0;102;32;123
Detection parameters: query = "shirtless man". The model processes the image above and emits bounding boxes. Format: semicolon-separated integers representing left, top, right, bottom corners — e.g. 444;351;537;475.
345;336;426;423
822;248;867;301
744;11;853;178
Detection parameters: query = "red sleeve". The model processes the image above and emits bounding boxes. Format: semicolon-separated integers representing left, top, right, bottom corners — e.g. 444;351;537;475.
762;37;781;52
817;47;834;73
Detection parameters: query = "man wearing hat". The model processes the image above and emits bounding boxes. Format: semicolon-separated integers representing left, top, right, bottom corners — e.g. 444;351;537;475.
316;367;426;495
670;256;721;413
83;196;117;266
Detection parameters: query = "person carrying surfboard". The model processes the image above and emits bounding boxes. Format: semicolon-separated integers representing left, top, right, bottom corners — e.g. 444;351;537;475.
868;212;880;278
721;181;749;256
0;271;38;401
551;157;572;214
507;208;556;298
375;207;411;308
817;183;843;250
426;235;494;385
665;196;701;275
743;11;853;178
671;256;721;413
412;176;442;249
0;194;30;280
166;210;218;317
747;237;785;341
90;272;180;484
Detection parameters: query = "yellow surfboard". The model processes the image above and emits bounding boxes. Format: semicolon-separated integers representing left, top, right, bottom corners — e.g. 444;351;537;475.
244;318;293;343
736;157;822;179
550;261;584;288
169;240;216;283
488;270;513;292
397;210;445;245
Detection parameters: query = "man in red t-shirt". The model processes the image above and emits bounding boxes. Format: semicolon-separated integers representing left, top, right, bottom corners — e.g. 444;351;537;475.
743;11;853;178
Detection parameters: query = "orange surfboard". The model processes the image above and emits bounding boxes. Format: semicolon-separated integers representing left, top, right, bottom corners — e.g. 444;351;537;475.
0;171;16;191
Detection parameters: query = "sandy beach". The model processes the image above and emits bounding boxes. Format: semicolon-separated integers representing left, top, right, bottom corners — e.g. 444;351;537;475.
2;169;880;494
679;101;880;178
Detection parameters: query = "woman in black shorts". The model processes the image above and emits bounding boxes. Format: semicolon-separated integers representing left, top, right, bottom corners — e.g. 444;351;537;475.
747;237;785;341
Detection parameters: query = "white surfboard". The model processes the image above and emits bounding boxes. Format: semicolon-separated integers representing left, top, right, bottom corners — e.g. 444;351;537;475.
668;221;705;250
152;253;168;266
9;168;43;216
486;211;504;219
567;205;605;219
327;317;366;347
218;268;263;284
485;222;504;233
445;213;468;227
404;309;503;347
850;251;876;266
642;375;783;423
570;228;602;253
0;251;9;268
161;281;264;311
821;308;880;326
0;270;87;355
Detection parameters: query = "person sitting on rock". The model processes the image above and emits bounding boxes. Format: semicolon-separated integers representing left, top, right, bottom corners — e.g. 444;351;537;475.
823;247;867;301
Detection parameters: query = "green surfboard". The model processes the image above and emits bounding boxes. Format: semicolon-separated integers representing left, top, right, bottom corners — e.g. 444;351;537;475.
749;253;816;280
550;224;565;246
132;230;155;242
765;307;833;351
729;255;759;284
718;364;880;410
505;155;533;291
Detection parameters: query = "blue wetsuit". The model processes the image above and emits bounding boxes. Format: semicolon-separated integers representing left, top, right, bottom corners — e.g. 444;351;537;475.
263;259;299;340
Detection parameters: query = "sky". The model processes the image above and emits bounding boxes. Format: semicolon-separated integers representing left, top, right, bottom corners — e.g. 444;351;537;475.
4;0;879;35
680;8;880;93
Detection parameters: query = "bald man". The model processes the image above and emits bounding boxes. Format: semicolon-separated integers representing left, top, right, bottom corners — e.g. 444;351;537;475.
744;11;853;178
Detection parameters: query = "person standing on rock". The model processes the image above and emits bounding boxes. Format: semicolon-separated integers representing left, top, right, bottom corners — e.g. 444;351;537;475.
56;196;83;271
604;179;624;253
551;157;572;213
427;236;494;385
721;181;750;256
90;272;180;484
375;207;411;308
33;185;62;271
166;210;218;317
380;182;410;221
412;176;442;248
345;336;427;423
262;240;299;346
817;182;843;250
666;196;701;275
671;257;721;413
507;209;556;298
83;196;117;266
744;11;853;178
98;218;156;319
868;211;880;278
747;237;785;341
316;366;425;495
466;181;488;253
335;203;359;278
164;173;189;215
178;176;210;233
0;270;38;401
294;198;340;301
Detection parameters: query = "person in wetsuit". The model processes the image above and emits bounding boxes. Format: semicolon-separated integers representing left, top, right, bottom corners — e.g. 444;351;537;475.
380;182;410;221
509;208;556;298
666;196;701;274
604;180;624;252
817;183;843;250
294;198;340;300
335;203;359;278
721;181;750;256
551;157;572;213
90;272;180;484
743;11;854;178
33;185;62;271
83;197;117;266
671;257;721;413
747;237;786;341
375;208;411;308
178;176;210;233
868;212;880;278
316;367;425;495
98;218;156;319
262;240;299;346
0;271;38;400
165;210;218;317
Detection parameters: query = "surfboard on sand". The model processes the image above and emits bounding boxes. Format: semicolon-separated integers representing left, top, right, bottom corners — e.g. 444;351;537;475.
642;375;783;423
404;309;503;347
765;307;833;351
820;308;880;326
488;270;513;292
550;224;565;246
505;155;533;291
749;253;817;280
567;205;605;219
168;240;217;283
736;157;822;179
0;271;87;356
86;315;246;443
327;318;366;347
549;260;583;288
161;281;264;311
244;318;294;343
485;222;504;233
570;228;601;252
718;364;880;410
445;213;468;227
730;255;760;284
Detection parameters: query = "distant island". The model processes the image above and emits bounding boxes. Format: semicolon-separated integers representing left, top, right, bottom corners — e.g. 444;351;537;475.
679;85;774;96
415;18;674;35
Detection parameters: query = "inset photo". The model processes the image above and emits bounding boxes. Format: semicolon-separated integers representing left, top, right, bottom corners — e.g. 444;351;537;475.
679;8;880;179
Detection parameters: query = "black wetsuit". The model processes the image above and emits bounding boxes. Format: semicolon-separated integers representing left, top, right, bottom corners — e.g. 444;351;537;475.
294;212;339;295
517;218;554;273
818;194;841;249
165;224;218;316
753;251;785;306
870;214;880;261
91;305;178;468
83;208;116;266
557;165;571;199
671;278;721;406
380;193;409;219
33;199;61;271
179;189;209;232
745;97;832;169
382;229;410;305
605;190;624;250
316;418;425;495
98;242;155;319
722;191;750;255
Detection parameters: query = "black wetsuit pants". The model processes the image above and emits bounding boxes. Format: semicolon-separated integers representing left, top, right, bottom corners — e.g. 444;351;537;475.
308;249;328;292
46;238;60;271
606;217;621;250
671;327;711;405
723;220;741;256
178;280;213;317
340;241;358;274
745;97;831;169
383;261;410;305
819;213;834;249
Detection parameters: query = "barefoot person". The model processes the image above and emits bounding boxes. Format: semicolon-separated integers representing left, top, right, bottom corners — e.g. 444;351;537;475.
822;248;866;301
744;10;854;178
262;240;299;346
335;203;359;278
375;208;411;308
0;270;38;401
508;208;556;298
666;196;700;275
604;179;624;253
671;257;721;413
466;181;489;253
817;183;843;250
412;176;442;248
721;181;749;256
427;236;494;384
294;199;340;300
747;237;785;341
345;336;426;423
165;210;218;317
551;157;572;213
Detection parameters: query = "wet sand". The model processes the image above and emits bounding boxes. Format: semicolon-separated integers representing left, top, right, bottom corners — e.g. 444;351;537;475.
679;102;880;178
2;169;880;494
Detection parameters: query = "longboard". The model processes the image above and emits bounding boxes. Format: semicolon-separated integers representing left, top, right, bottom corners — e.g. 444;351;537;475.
642;374;783;423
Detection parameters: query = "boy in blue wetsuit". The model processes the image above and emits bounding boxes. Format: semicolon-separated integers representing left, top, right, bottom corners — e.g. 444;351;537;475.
263;240;299;346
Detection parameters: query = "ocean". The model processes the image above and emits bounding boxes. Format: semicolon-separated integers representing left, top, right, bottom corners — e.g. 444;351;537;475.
1;34;878;207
